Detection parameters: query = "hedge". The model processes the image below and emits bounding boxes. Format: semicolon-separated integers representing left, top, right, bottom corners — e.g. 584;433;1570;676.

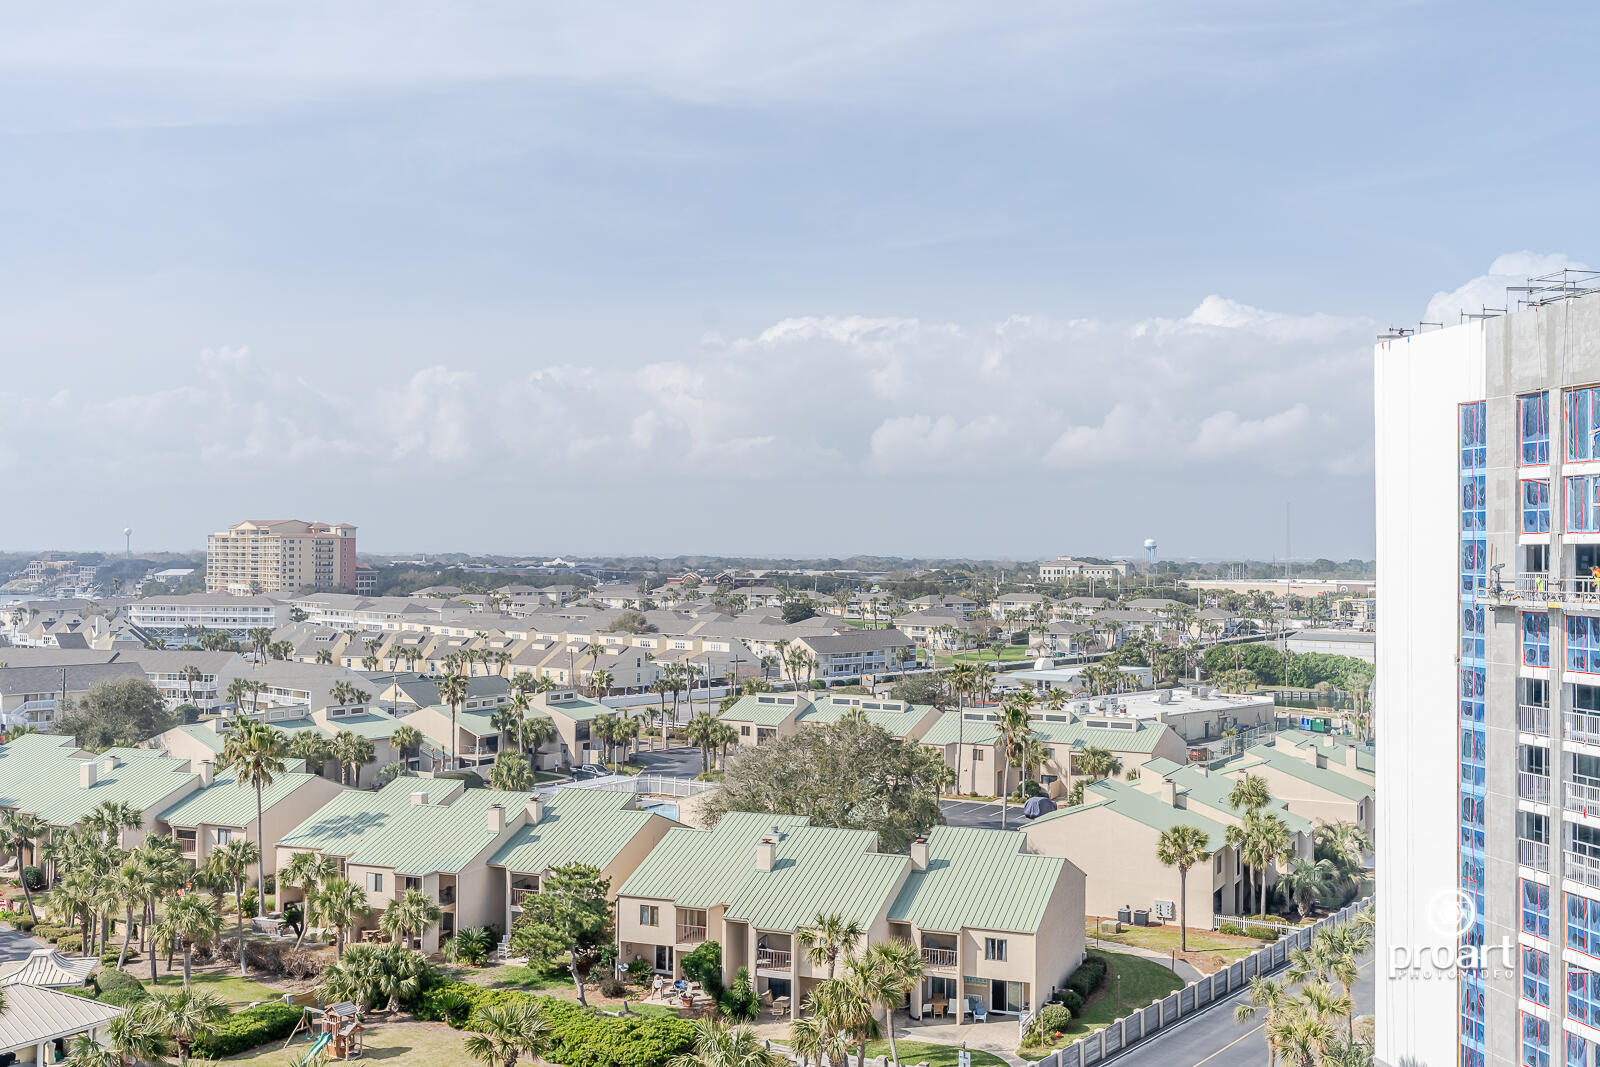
1062;953;1108;1001
55;935;82;953
417;982;697;1067
97;986;149;1008
94;970;144;998
191;1002;303;1058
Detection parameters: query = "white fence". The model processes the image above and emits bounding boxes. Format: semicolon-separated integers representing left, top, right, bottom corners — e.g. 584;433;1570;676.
544;773;716;798
1039;897;1371;1067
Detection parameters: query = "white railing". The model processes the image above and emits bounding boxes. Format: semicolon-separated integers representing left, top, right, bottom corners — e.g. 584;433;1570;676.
1521;705;1551;734
1569;711;1600;746
677;924;708;945
1569;851;1600;889
510;887;539;908
1042;897;1372;1067
1568;777;1600;814
755;948;791;970
557;774;716;798
1520;839;1550;869
920;947;957;968
1520;772;1552;804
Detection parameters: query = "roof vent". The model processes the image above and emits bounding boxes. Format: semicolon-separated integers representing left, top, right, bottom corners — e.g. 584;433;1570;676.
756;836;777;872
487;804;506;834
101;754;118;774
410;791;430;805
199;761;214;787
79;762;97;789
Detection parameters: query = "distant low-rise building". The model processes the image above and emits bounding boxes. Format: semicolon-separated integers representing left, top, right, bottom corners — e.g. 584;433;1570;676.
1038;557;1132;581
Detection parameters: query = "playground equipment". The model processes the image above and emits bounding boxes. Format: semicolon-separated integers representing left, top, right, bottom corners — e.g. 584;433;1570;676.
283;1002;365;1060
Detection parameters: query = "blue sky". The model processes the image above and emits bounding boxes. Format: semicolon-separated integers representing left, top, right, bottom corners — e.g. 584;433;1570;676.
3;2;1598;560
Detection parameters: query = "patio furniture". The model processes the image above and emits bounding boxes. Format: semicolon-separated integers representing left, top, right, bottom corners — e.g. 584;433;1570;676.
931;996;947;1018
920;1000;933;1018
967;997;987;1023
771;996;790;1017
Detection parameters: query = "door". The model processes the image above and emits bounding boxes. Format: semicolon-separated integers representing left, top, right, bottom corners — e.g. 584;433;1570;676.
654;945;674;974
990;980;1025;1013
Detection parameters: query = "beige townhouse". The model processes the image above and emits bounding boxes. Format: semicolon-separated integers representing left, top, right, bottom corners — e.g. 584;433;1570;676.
616;813;1086;1023
155;761;344;878
718;693;941;749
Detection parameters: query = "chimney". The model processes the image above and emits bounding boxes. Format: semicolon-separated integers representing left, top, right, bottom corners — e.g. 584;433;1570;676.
488;804;506;833
1162;780;1179;806
410;791;430;805
79;761;97;789
526;796;545;823
1344;747;1359;771
755;833;778;872
101;754;118;775
199;761;214;787
910;836;928;871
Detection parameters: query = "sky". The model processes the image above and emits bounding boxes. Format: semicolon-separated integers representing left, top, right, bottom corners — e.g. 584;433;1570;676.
4;2;1600;561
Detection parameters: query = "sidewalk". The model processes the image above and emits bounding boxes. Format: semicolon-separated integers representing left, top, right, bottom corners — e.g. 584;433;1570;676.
1096;942;1203;983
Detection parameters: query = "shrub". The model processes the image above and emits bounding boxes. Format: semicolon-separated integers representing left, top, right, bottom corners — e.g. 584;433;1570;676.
717;967;760;1022
1057;989;1084;1014
12;916;34;932
55;934;82;953
94;970;144;998
282;947;324;980
35;924;69;941
190;1002;302;1058
100;948;138;966
97;986;149;1008
1026;1003;1073;1043
679;940;724;1000
625;957;654;986
599;975;627;998
21;866;43;891
1064;953;1108;1001
242;888;261;919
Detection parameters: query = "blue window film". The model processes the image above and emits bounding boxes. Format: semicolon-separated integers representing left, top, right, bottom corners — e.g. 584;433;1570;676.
1525;480;1552;533
1524;612;1551;667
1523;879;1550;938
1523;391;1551;465
1569;386;1600;463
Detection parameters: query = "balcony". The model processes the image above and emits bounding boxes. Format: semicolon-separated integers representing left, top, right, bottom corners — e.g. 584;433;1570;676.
1520;839;1550;869
921;947;957;969
439;886;456;907
754;948;791;971
1569;711;1600;747
1568;851;1600;889
1521;705;1552;735
676;924;708;946
1568;776;1600;815
510;887;539;909
1519;772;1552;804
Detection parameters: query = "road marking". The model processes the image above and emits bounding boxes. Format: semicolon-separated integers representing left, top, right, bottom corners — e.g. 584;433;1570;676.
1190;1025;1261;1067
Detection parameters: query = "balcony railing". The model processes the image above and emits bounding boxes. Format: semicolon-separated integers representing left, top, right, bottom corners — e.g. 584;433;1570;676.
1568;850;1600;889
1568;776;1600;814
755;948;791;970
677;924;708;945
1520;772;1552;804
1488;574;1600;606
1569;711;1600;747
439;887;456;907
921;947;957;969
510;887;539;909
1520;839;1550;869
1520;705;1552;735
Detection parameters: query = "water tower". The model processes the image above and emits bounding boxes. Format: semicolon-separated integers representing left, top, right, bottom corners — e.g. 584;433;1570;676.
1144;538;1158;566
123;527;132;558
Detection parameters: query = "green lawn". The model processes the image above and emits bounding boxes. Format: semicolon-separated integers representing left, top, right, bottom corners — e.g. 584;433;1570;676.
479;960;576;992
864;1039;1009;1067
1070;950;1185;1034
149;971;283;1007
1085;921;1261;961
936;646;1033;666
227;1019;464;1066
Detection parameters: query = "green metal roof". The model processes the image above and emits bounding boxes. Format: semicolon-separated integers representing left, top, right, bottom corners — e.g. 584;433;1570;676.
279;777;536;875
918;712;1175;754
1144;761;1313;835
165;724;226;754
546;698;608;722
490;788;666;875
1236;745;1376;802
718;694;806;727
157;767;331;830
794;698;935;736
620;812;905;931
888;826;1066;935
0;737;200;828
1027;778;1228;849
1273;730;1377;775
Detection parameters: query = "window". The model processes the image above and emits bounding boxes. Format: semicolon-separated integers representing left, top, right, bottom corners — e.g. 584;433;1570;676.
1463;604;1485;661
215;829;233;845
1570;386;1600;462
403;877;421;892
1524;946;1550;1006
1462;402;1488;469
1570;964;1600;1029
1569;893;1600;957
1571;616;1600;675
1524;612;1551;667
1522;392;1551;465
1522;879;1550;939
366;872;383;893
740;725;750;737
640;905;659;927
984;938;1007;962
972;748;985;761
1568;1034;1590;1067
1524;480;1552;533
1524;1011;1550;1067
1572;475;1600;533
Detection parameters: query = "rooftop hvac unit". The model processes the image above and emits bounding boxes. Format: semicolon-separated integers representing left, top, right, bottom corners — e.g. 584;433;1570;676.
1156;689;1172;705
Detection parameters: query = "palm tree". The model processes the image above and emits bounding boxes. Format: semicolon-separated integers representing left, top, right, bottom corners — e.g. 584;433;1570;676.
316;647;335;665
1155;824;1211;952
107;858;147;970
1250;812;1294;917
438;671;469;772
668;1017;782;1067
381;887;442;948
161;894;223;988
860;940;924;1067
1;811;44;921
946;663;976;794
333;731;375;787
590;668;614;700
179;664;203;707
1234;976;1291;1067
685;712;719;774
248;627;272;662
144;988;227;1067
1314;821;1372;895
213;838;262;975
519;716;557;770
391;724;423;768
995;695;1034;829
490;707;519;752
318;876;371;956
797;912;865;979
466;1000;551;1067
104;998;173;1064
216;716;287;904
282;851;338;948
1074;745;1121;782
1228;773;1271;814
1279;858;1337;919
708;720;738;772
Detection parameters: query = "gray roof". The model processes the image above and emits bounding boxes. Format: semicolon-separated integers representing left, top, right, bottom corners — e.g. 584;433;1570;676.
0;662;145;696
0;649;118;668
797;629;912;655
0;983;123;1054
0;949;96;989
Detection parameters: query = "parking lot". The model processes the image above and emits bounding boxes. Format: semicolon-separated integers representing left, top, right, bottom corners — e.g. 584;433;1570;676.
939;798;1025;831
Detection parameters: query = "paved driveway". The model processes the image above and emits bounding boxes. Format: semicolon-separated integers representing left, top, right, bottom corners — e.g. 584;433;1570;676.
940;799;1036;832
0;922;46;965
633;744;709;779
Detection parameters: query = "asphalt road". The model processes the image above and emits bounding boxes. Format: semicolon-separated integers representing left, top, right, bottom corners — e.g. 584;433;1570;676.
633;744;712;778
1105;951;1374;1067
0;922;45;965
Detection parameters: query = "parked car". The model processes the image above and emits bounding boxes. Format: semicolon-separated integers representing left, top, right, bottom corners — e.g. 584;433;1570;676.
573;764;609;779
